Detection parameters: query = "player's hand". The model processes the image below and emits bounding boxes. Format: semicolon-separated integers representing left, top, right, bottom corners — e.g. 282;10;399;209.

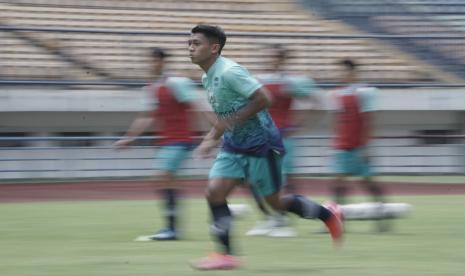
113;138;134;149
194;138;221;159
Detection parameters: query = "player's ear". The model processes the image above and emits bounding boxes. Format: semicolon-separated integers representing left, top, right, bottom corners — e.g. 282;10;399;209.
211;43;221;55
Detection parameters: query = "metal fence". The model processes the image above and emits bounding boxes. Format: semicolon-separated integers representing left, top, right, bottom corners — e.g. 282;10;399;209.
0;135;463;180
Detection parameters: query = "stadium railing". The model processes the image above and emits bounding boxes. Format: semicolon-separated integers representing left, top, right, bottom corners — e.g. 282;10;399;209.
0;135;463;180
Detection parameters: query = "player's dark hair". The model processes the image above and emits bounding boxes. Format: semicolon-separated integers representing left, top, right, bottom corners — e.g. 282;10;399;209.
340;59;357;71
191;24;227;55
269;44;288;59
151;47;169;59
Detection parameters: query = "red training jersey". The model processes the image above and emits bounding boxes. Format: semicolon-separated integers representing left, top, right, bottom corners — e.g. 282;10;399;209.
265;82;293;130
149;79;195;145
332;86;370;150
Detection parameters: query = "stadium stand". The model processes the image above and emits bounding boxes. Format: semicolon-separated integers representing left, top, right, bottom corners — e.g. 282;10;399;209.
0;0;454;83
304;0;465;80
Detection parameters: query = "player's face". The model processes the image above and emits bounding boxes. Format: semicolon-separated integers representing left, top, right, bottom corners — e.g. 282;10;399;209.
340;66;356;84
151;56;164;76
188;33;218;65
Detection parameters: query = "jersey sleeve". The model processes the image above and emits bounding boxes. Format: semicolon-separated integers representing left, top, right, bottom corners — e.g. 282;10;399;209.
224;65;263;98
166;77;197;103
358;87;378;112
288;75;316;97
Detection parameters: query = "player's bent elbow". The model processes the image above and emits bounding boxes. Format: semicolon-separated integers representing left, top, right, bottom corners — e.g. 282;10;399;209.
262;96;272;109
257;92;272;109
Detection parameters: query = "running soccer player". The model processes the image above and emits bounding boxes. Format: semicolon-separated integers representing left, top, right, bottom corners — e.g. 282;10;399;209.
188;25;343;270
328;59;388;231
114;47;198;240
247;44;321;238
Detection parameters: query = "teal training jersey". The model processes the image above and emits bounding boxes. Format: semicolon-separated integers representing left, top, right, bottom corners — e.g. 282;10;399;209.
201;56;284;156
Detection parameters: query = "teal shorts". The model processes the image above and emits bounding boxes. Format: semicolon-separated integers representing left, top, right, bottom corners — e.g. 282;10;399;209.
209;150;284;197
282;138;294;175
333;147;373;177
154;144;192;173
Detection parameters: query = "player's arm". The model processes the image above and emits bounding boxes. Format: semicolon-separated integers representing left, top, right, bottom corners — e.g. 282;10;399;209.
213;65;270;136
288;93;323;136
288;76;322;135
195;91;270;159
213;87;271;138
196;66;267;158
113;112;154;148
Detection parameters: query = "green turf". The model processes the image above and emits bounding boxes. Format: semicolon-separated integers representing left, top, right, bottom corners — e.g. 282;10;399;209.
0;196;464;276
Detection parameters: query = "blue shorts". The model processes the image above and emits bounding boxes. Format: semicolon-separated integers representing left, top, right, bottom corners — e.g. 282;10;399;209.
154;144;193;173
209;150;283;197
333;147;373;177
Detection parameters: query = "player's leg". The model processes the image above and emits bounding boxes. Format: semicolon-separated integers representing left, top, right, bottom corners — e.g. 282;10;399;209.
247;138;297;237
361;176;391;232
151;145;191;240
355;147;385;203
361;176;385;203
245;183;297;237
249;184;272;216
267;137;297;237
331;150;353;205
191;151;244;270
251;150;344;244
264;192;343;245
245;184;277;236
206;178;240;254
356;148;390;231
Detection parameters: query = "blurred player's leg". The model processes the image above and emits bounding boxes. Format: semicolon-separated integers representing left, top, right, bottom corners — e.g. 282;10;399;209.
245;184;296;237
361;177;391;232
151;172;179;240
331;176;350;205
245;184;275;236
265;192;344;246
151;145;191;240
357;148;390;232
246;138;297;238
256;150;343;245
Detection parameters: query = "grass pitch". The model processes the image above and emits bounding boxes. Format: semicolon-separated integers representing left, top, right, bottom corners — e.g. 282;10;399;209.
0;195;464;276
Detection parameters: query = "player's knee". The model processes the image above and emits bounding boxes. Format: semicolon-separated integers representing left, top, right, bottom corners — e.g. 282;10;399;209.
205;186;226;205
265;194;287;211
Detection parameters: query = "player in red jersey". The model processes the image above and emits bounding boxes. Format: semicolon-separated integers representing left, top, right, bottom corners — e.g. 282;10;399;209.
329;59;388;231
114;48;198;240
246;44;321;238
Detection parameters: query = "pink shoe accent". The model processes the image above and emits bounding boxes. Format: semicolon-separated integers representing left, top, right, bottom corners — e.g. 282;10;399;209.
323;201;345;246
190;252;241;270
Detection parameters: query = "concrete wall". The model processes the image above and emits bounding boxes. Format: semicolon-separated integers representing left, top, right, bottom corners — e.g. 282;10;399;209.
0;87;464;179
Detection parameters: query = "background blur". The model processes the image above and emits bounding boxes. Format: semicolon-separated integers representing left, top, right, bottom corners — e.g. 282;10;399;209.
0;0;464;180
